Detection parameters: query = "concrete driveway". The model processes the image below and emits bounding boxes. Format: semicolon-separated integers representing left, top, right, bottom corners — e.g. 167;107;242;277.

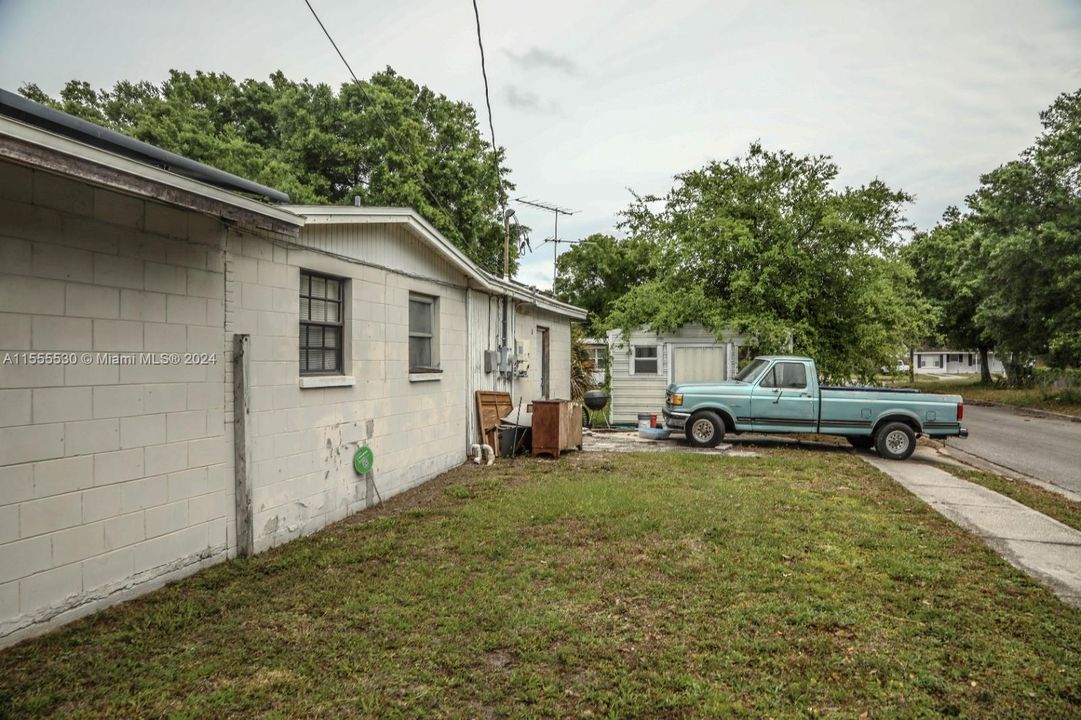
944;405;1081;499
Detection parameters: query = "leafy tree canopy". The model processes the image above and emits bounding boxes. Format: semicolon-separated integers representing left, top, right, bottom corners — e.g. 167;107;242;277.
606;143;933;382
21;69;514;273
552;233;657;336
903;207;995;380
966;88;1081;368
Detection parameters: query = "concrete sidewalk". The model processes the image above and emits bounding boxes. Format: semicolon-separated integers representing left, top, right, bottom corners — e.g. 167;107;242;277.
863;454;1081;608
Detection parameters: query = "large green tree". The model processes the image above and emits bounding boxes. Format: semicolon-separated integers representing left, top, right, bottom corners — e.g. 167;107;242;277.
21;69;513;273
903;207;995;382
607;144;932;382
552;233;657;335
967;88;1081;371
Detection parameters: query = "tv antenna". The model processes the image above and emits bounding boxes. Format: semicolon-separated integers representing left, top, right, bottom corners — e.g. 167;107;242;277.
514;197;578;284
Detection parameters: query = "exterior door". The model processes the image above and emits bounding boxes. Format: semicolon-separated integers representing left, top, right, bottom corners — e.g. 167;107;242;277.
537;327;550;399
750;361;816;432
672;345;727;383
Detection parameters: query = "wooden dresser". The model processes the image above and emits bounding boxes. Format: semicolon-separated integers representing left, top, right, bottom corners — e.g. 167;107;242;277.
531;400;583;458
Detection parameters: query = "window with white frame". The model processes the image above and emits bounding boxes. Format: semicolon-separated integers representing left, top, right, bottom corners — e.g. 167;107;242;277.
633;345;658;374
408;293;439;371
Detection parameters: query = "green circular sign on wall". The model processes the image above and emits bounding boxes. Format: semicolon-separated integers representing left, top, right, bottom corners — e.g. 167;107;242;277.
353;446;374;475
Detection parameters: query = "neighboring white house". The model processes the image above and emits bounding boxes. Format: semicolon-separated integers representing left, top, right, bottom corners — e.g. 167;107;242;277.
913;349;1004;375
0;93;585;646
605;324;743;425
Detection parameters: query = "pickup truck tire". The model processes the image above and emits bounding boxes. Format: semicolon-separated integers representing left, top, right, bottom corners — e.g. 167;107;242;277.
686;411;725;448
846;436;874;450
875;422;916;461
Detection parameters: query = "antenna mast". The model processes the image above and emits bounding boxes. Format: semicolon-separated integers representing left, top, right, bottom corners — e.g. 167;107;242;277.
514;198;578;284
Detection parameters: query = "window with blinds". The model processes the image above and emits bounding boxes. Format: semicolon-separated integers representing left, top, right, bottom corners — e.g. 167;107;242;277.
299;270;344;375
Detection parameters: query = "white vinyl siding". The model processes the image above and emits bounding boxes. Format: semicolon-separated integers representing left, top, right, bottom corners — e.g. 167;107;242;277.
607;325;742;425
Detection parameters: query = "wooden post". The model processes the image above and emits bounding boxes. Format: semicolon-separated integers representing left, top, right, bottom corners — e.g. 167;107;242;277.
233;334;254;557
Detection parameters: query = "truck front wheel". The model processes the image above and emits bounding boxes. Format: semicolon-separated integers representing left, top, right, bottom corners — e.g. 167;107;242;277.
875;422;916;460
686;411;725;448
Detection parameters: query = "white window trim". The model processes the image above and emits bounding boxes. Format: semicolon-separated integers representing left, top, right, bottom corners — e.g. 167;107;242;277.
630;344;661;376
299;375;356;389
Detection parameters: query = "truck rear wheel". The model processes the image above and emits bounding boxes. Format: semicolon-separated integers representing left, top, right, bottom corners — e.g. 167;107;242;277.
875;422;916;460
686;411;724;448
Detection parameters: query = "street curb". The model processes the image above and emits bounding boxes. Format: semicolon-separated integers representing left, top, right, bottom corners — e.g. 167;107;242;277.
931;440;1081;504
966;399;1081;424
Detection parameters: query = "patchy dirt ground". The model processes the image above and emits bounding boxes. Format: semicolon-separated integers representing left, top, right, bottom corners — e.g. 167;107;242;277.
582;429;760;456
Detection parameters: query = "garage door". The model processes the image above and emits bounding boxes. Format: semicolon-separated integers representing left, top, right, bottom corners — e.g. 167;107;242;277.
672;346;727;383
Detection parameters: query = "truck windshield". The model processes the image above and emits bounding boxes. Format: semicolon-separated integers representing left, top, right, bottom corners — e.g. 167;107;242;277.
734;358;770;383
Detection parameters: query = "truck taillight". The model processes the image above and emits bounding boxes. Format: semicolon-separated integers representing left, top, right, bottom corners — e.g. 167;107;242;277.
957;402;964;421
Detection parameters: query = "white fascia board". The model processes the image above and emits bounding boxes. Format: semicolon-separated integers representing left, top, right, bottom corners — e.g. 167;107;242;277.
0;116;304;229
484;274;589;320
286;205;486;287
286;204;589;321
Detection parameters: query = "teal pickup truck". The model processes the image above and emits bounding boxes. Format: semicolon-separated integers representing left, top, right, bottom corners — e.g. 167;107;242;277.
662;355;967;460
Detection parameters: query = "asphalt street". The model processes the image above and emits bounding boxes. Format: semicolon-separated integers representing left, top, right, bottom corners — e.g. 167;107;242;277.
944;405;1081;497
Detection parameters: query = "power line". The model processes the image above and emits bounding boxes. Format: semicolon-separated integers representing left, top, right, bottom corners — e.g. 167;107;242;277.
471;0;499;187
301;0;457;226
303;0;360;84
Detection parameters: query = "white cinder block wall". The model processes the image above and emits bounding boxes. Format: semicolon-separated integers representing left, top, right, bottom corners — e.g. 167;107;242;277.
513;304;572;402
0;160;236;643
224;228;469;553
0;159;580;645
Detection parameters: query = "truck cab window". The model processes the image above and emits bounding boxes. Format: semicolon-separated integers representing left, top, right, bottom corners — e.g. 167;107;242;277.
735;357;769;383
759;362;806;389
778;362;807;388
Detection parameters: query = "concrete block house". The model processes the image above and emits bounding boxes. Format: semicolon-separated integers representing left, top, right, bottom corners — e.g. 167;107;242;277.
0;92;585;646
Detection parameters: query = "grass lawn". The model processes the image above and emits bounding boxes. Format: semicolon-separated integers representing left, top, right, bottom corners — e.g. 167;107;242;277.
2;450;1081;718
892;374;1081;418
938;464;1081;533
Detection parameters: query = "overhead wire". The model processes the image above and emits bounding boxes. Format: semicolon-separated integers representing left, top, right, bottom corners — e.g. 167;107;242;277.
471;0;502;202
301;0;457;225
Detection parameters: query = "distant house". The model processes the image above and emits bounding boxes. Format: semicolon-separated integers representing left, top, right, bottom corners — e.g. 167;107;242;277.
0;90;585;646
913;349;1004;375
605;324;743;425
582;337;607;386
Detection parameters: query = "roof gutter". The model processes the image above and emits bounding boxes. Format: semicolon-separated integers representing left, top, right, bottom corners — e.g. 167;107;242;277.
0;88;291;203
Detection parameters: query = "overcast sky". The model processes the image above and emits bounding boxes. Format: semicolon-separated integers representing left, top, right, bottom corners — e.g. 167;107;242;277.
2;0;1079;288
